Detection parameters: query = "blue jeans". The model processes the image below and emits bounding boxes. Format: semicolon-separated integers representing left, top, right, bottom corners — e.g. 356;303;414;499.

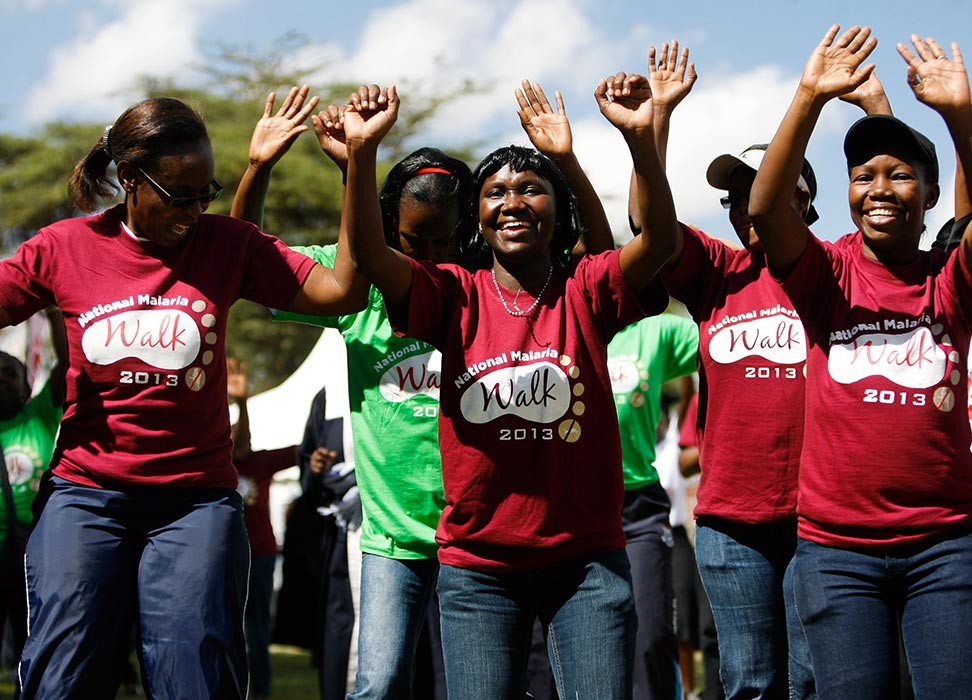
20;475;249;700
348;553;439;699
696;518;814;700
437;548;636;699
793;532;972;699
245;554;276;696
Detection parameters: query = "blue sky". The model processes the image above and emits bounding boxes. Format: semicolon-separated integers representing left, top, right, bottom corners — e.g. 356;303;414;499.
1;0;970;242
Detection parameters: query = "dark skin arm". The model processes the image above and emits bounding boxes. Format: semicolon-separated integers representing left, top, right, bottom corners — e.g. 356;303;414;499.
341;85;414;312
749;25;877;276
897;36;972;266
516;80;614;255
230;86;371;317
597;73;680;288
628;40;697;265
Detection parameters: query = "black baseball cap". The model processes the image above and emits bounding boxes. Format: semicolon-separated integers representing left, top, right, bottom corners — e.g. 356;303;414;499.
843;115;939;184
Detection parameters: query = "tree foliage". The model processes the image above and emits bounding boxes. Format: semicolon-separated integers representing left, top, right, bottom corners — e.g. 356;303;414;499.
0;38;478;393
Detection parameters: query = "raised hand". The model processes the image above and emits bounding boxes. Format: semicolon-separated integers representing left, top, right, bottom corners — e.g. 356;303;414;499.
516;80;572;159
799;25;877;101
247;86;321;169
648;40;697;114
595;72;654;137
312;103;349;172
226;358;249;402
898;36;970;116
343;84;399;149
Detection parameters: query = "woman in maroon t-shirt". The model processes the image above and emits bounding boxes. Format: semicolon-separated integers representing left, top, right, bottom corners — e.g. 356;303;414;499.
750;26;972;698
0;95;373;698
335;77;678;697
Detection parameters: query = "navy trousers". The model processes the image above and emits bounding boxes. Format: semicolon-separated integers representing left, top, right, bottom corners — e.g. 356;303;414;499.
20;475;250;700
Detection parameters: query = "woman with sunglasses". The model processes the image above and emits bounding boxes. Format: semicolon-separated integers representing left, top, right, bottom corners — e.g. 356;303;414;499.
0;95;368;699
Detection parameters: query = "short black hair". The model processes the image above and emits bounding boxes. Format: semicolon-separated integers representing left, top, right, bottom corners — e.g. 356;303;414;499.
461;145;580;270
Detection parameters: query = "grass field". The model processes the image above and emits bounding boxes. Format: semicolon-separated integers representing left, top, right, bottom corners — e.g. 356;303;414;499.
0;645;322;699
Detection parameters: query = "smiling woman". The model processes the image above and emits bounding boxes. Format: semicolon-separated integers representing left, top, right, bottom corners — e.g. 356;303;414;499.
748;26;972;698
335;75;678;698
0;93;363;699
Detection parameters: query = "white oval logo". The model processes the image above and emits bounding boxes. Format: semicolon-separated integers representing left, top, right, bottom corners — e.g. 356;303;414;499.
379;351;441;402
81;309;201;370
459;361;570;425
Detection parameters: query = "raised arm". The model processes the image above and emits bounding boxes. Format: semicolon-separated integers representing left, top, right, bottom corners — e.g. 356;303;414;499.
596;72;678;291
231;86;321;227
628;41;696;263
516;80;614;255
342;85;414;310
648;40;697;169
286;104;372;316
897;36;972;266
750;25;877;275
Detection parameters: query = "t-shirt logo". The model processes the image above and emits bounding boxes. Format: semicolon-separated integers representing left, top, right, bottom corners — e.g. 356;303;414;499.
829;326;947;388
460;360;570;425
379;350;441;402
708;312;805;365
4;448;36;486
608;358;641;394
81;308;201;369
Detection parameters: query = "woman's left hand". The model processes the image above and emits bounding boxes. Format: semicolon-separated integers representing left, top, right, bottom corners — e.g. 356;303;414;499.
595;72;654;137
898;36;970;116
247;86;320;169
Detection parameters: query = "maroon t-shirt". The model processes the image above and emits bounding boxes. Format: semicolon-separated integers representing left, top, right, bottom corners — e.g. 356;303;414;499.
0;205;315;489
782;232;972;550
236;447;298;557
395;250;667;572
664;225;805;523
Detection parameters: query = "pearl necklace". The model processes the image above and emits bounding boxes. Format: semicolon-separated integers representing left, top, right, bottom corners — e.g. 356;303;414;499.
491;265;553;317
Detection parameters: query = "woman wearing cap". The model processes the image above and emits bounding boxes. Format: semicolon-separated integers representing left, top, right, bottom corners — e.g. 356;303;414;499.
642;40;892;699
749;26;972;697
0;95;372;698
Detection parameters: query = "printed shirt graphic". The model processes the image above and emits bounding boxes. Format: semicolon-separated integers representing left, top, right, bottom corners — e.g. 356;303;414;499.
397;249;668;572
608;314;698;490
783;232;972;549
0;206;314;489
274;245;444;559
0;381;61;547
663;224;806;522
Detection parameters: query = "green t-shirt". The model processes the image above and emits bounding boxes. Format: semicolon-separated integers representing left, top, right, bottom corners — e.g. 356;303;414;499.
0;381;62;546
607;313;698;490
275;245;444;559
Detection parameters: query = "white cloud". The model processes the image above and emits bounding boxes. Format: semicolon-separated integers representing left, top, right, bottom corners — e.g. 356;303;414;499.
25;0;235;124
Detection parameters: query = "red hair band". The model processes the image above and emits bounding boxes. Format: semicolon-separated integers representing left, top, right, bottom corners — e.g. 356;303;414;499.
413;167;453;176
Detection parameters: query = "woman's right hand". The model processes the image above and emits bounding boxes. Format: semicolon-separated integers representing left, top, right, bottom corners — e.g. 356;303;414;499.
798;24;877;103
343;84;399;150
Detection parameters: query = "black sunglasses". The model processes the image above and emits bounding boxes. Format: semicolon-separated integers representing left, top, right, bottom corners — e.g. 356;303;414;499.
138;167;223;209
720;191;749;210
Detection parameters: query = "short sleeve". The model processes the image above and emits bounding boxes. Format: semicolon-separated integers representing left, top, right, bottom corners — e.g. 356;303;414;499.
663;224;731;319
237;228;317;311
662;315;699;381
0;231;58;325
270;244;346;329
580;249;668;340
392;258;460;349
